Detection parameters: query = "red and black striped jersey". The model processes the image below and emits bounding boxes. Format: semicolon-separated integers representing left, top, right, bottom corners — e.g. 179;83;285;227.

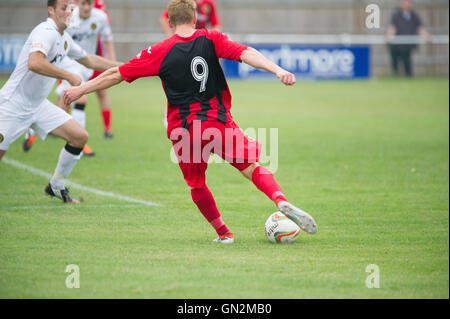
118;29;248;134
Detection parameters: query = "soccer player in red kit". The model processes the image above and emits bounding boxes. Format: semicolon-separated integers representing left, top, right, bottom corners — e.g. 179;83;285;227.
160;0;221;37
63;0;318;243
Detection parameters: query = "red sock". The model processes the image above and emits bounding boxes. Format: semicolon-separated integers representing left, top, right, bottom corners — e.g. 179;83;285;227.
101;109;112;132
191;185;230;235
251;166;287;205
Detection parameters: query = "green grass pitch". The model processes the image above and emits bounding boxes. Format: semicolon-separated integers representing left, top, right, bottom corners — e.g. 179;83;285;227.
0;76;448;298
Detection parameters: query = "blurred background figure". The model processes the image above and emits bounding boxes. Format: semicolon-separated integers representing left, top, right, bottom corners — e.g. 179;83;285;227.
93;0;115;139
159;0;221;38
386;0;432;77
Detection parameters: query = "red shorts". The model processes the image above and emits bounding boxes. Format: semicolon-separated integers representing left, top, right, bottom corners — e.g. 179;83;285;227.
170;120;261;189
90;69;103;80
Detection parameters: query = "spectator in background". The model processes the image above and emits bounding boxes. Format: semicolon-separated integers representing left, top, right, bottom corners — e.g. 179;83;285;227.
159;0;221;38
386;0;432;77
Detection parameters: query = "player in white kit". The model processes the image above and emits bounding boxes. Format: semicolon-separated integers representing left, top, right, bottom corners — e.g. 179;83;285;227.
0;0;121;203
24;0;116;156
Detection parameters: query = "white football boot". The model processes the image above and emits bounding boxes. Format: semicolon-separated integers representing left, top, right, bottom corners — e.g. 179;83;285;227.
213;232;235;244
277;201;318;234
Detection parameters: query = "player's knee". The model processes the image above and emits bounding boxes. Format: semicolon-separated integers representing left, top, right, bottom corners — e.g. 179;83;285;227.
80;130;89;145
71;128;88;147
241;163;259;180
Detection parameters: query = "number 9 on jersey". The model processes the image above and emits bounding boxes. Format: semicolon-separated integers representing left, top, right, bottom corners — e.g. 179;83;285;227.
191;56;209;93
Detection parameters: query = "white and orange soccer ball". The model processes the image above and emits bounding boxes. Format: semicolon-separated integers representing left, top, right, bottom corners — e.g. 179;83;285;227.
265;212;300;244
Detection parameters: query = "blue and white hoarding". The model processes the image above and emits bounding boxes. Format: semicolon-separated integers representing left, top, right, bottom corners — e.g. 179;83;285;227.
1;37;371;80
0;36;27;73
223;44;370;80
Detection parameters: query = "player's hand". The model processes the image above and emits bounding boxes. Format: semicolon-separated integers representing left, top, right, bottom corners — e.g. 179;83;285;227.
63;86;83;106
68;74;82;87
276;69;296;86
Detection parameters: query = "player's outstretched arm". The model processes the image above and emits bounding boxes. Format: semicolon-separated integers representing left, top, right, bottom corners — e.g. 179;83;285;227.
28;51;82;86
240;47;296;86
63;66;123;105
76;54;122;72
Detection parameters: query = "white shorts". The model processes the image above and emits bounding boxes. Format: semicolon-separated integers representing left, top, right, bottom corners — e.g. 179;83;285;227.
55;57;94;97
0;98;72;151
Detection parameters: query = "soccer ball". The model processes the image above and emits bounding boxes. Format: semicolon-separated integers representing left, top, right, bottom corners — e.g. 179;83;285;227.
265;212;300;244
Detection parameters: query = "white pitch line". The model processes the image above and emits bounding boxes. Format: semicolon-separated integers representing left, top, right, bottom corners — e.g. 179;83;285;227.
2;157;161;207
0;204;145;211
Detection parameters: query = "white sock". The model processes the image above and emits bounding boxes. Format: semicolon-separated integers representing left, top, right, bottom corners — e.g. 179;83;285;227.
72;109;86;128
50;147;82;190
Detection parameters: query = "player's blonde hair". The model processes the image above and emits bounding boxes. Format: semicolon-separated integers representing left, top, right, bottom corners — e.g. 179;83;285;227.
167;0;197;26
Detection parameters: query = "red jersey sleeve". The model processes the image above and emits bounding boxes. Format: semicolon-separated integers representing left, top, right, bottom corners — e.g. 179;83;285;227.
119;41;169;83
208;0;220;27
207;30;248;62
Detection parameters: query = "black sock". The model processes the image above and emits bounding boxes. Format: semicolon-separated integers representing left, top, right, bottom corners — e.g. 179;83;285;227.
64;143;83;156
74;103;86;111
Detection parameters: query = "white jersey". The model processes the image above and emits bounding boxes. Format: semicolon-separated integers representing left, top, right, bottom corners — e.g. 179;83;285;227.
0;18;86;115
66;8;113;55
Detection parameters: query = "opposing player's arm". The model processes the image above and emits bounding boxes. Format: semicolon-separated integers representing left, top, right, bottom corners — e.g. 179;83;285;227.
28;51;81;86
76;54;122;71
240;47;296;86
63;66;123;105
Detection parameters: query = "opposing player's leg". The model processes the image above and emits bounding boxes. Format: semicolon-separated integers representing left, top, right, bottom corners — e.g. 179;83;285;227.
57;84;95;158
22;128;37;152
1;101;36;159
56;59;96;157
47;119;87;203
95;89;114;138
34;99;88;203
